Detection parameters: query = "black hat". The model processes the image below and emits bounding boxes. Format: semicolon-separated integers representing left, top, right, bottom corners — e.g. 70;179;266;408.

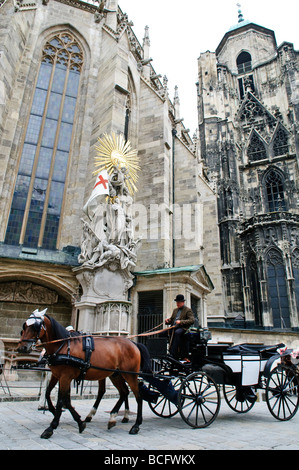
174;294;185;302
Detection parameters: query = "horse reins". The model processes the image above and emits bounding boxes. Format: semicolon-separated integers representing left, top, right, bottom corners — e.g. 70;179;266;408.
20;319;177;379
32;323;175;347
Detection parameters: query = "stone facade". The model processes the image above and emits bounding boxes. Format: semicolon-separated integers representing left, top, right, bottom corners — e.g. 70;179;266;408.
0;0;221;340
1;1;296;347
197;16;299;333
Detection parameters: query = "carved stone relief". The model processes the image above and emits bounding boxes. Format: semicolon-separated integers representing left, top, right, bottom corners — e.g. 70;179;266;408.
0;281;58;304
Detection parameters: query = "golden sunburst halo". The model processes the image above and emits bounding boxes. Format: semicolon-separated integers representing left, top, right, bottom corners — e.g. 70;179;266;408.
94;132;140;195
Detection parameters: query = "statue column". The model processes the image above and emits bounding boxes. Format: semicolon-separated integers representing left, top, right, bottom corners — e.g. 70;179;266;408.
74;133;140;336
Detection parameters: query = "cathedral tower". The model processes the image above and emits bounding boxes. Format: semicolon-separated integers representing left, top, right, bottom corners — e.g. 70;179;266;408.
197;10;299;331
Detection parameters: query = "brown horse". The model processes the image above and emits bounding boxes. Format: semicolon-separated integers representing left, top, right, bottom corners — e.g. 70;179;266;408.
17;310;150;439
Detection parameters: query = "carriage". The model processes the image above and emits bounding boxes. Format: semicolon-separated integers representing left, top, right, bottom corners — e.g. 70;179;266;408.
18;312;299;437
141;328;299;428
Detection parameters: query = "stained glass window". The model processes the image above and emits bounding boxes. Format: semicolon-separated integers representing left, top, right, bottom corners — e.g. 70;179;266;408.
5;32;83;250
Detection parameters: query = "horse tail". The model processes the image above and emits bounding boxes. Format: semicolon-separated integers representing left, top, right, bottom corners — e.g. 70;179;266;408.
136;343;152;374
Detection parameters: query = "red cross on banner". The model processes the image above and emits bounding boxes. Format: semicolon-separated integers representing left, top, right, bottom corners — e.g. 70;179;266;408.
93;174;109;191
83;170;110;217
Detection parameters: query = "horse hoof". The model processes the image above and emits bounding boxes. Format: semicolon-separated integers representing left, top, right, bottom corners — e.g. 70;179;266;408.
108;421;116;430
84;417;92;423
129;425;139;435
122;417;129;424
40;427;53;439
79;422;86;434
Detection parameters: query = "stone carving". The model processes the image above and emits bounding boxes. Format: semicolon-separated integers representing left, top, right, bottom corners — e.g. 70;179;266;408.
78;133;140;279
0;281;58;304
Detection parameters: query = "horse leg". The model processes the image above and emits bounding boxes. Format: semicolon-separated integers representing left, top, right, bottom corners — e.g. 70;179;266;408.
45;374;58;416
41;379;86;439
122;394;130;424
41;387;64;439
122;374;143;435
84;379;106;423
63;390;86;434
107;374;130;429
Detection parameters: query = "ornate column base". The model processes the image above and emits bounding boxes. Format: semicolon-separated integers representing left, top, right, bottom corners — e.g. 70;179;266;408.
73;265;133;335
75;301;131;336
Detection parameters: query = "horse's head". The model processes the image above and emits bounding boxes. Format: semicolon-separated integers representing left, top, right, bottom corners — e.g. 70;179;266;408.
17;308;48;353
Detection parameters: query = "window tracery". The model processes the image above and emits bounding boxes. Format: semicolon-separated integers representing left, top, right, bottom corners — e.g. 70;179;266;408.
273;126;289;156
264;168;286;212
247;131;267;161
5;31;83;250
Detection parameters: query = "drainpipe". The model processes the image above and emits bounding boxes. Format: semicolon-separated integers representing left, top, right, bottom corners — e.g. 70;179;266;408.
172;128;177;267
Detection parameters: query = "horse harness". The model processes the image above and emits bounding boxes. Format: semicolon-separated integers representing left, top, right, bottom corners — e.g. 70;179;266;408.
46;335;95;388
23;312;154;387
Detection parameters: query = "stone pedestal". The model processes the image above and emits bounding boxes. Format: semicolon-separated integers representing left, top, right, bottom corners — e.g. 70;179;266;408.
75;300;132;336
73;265;133;335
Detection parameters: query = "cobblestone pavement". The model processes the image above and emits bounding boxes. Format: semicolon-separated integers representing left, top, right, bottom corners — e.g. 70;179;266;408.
0;395;299;452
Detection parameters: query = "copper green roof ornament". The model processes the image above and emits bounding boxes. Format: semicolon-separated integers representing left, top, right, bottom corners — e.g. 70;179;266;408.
237;3;244;23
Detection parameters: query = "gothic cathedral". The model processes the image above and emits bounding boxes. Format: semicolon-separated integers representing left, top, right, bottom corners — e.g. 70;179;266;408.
0;0;298;348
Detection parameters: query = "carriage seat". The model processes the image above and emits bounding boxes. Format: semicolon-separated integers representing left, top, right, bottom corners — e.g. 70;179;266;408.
226;343;285;358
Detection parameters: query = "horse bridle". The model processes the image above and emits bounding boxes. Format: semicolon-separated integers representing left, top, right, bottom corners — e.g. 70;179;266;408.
21;313;46;348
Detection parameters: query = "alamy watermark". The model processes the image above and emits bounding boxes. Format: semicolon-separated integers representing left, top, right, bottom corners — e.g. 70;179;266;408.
131;202;203;244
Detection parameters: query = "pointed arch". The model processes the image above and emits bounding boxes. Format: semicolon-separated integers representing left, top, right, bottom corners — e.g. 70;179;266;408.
247;129;267;161
238;92;276;128
272;123;289;156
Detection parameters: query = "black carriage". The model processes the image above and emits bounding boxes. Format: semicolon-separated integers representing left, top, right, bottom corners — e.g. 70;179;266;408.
141;328;299;428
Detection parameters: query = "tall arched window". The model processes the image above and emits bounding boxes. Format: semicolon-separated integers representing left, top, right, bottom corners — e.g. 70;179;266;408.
264;168;286;212
5;32;83;250
266;249;290;328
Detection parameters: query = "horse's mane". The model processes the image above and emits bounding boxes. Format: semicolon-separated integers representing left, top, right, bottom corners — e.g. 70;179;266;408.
45;314;71;340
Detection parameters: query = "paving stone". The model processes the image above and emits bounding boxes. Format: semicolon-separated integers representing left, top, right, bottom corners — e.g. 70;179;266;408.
1;396;299;451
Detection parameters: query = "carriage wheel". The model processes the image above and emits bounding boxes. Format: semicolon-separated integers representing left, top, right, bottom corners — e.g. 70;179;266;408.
178;372;221;428
266;364;299;421
148;370;182;418
223;385;256;413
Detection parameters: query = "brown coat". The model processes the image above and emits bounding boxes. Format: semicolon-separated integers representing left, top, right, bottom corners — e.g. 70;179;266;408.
168;305;194;330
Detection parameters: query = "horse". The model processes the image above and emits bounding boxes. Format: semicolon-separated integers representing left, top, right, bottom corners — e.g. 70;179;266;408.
43;373;130;426
17;309;151;439
39;329;130;424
